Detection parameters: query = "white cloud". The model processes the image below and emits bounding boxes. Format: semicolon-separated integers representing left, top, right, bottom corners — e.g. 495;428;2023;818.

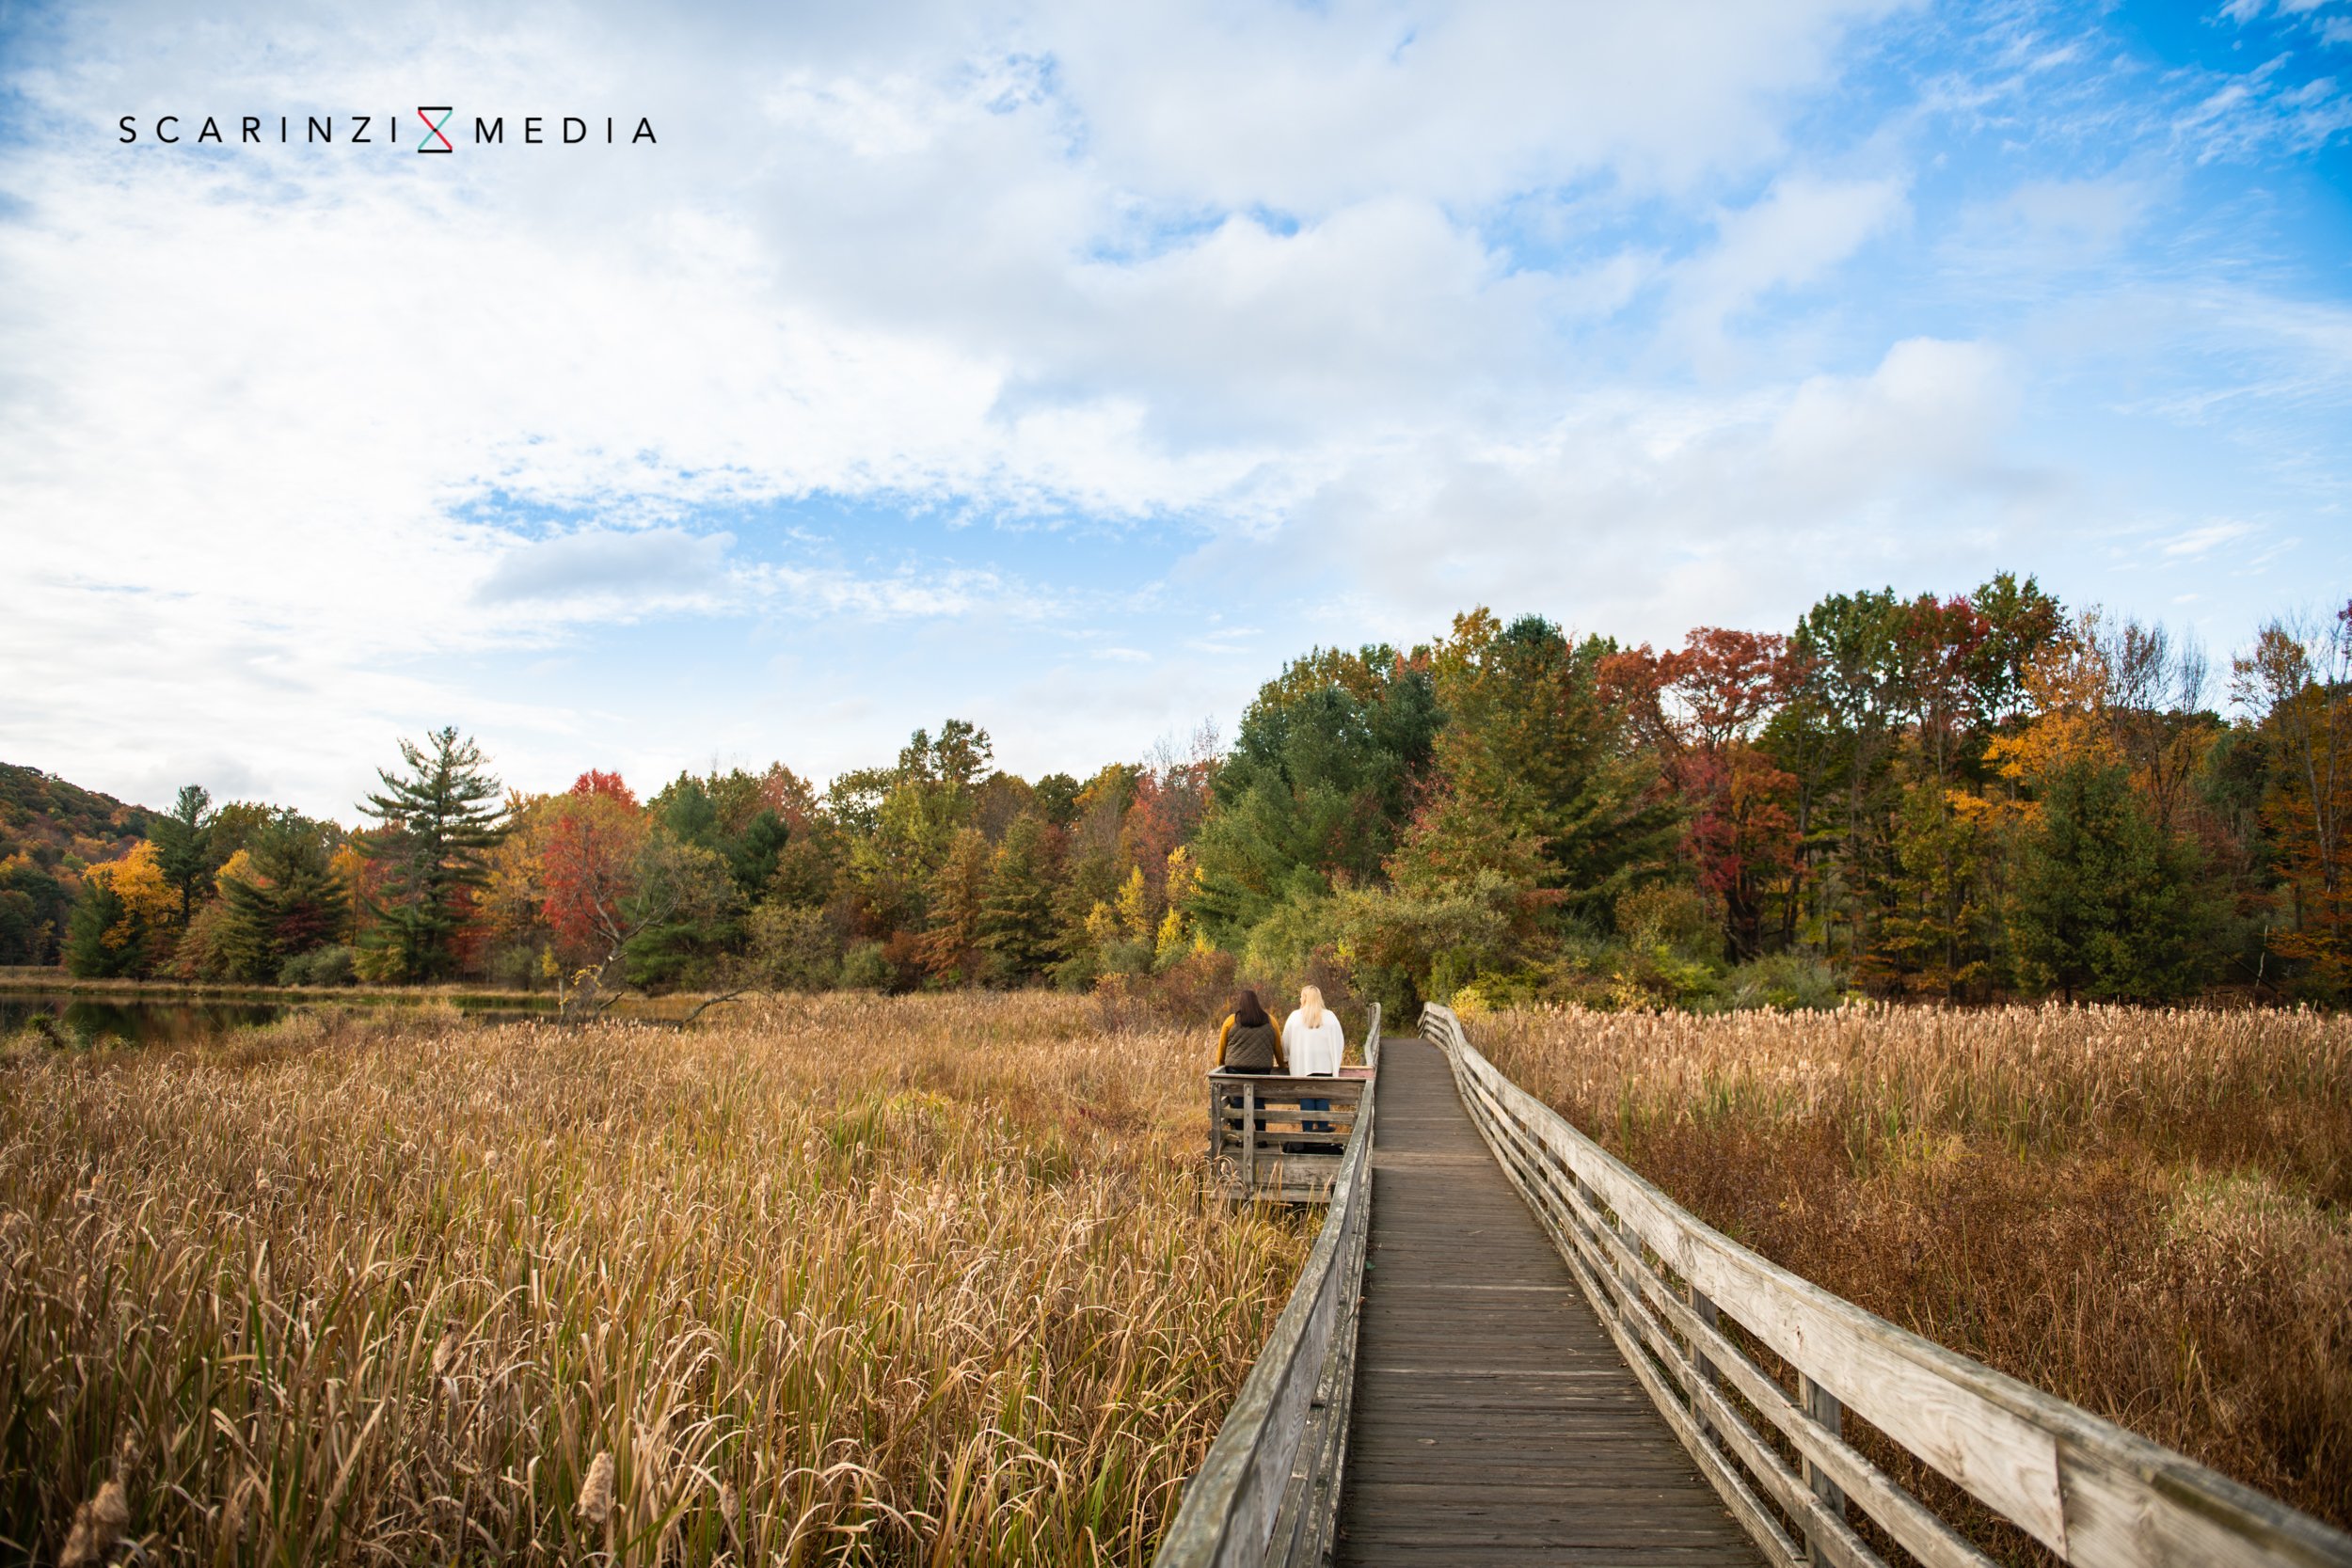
1244;336;2030;647
477;528;735;606
1667;175;1909;364
2158;520;2261;558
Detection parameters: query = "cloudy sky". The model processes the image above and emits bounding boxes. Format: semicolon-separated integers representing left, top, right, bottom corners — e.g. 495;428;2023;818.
2;0;2347;818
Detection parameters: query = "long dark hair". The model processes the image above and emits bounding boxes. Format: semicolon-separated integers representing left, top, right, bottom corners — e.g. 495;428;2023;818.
1230;990;1270;1028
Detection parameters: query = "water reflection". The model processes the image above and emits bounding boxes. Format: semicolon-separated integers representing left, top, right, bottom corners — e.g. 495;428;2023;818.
0;993;548;1046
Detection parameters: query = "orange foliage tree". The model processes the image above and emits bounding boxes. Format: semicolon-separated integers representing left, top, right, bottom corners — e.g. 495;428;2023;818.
539;770;650;971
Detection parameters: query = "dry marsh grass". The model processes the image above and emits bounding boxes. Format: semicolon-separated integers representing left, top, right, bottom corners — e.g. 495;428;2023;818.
1470;1002;2352;1549
1;992;1304;1564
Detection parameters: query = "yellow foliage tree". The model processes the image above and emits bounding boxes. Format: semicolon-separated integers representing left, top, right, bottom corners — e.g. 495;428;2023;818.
1154;847;1201;966
1114;864;1153;945
90;843;177;951
1983;619;2125;822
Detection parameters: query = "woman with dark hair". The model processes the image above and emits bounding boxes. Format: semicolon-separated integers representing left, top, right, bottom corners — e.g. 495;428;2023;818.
1214;989;1285;1073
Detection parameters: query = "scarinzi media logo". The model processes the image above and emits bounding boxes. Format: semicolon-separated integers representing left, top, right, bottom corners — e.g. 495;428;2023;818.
416;106;456;153
115;108;659;150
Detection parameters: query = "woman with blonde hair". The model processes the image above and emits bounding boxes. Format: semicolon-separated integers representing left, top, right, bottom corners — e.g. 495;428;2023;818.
1283;985;1345;1135
1282;985;1344;1076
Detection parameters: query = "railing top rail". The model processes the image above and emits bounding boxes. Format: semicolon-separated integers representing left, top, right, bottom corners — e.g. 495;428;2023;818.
1420;1002;2352;1568
1154;1002;1379;1568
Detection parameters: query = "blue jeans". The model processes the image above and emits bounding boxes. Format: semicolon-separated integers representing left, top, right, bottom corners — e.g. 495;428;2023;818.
1301;1096;1331;1133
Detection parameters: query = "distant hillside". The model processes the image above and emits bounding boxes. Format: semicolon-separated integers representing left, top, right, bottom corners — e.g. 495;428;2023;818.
0;762;156;965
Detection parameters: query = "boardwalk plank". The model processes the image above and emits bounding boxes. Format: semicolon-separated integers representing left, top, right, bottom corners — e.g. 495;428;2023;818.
1333;1037;1761;1568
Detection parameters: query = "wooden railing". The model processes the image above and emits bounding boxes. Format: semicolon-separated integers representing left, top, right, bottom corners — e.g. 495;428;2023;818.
1154;1006;1380;1568
1421;1003;2352;1568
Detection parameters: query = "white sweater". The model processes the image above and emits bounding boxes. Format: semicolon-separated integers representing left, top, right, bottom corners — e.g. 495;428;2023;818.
1282;1011;1346;1077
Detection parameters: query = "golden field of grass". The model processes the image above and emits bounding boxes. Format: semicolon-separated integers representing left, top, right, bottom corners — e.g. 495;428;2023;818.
0;994;1307;1565
1466;1001;2352;1550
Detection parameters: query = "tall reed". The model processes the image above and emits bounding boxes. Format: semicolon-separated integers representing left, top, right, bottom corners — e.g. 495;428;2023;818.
1;993;1302;1564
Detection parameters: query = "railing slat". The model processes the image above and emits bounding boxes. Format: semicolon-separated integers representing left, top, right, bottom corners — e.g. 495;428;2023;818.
1422;1004;2352;1568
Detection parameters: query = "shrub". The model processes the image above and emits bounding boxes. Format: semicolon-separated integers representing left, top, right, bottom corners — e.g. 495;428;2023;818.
1722;951;1846;1011
839;941;894;991
484;941;548;990
1613;883;1715;958
747;903;842;991
278;944;357;989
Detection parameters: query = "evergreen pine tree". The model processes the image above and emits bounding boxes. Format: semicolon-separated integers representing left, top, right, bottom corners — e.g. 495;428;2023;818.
727;809;791;895
2007;756;2212;1001
148;784;215;925
358;728;507;980
63;878;135;978
218;814;350;981
980;815;1062;983
1390;611;1678;924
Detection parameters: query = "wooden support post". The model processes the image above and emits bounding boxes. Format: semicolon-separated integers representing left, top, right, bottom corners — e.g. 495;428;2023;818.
1241;1081;1257;1195
1684;1285;1720;1425
1616;1217;1641;1326
1800;1373;1847;1563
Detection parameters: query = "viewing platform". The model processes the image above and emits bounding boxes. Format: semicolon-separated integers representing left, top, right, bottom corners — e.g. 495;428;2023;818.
1206;1066;1375;1204
1207;1005;1381;1205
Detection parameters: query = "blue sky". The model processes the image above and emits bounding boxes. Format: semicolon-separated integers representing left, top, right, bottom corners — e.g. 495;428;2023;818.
1;0;2347;818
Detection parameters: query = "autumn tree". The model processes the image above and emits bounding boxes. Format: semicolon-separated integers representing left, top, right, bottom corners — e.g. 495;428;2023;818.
65;843;177;977
2233;603;2352;995
539;770;650;969
358;727;507;981
833;721;994;942
2105;617;2215;833
917;827;993;984
1604;627;1798;959
1878;781;2002;997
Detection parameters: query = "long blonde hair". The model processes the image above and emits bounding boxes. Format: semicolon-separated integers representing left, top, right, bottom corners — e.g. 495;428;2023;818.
1296;985;1326;1030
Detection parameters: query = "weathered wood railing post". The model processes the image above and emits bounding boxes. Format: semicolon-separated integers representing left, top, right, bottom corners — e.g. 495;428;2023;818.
1682;1283;1720;1433
1240;1079;1257;1195
1800;1374;1847;1564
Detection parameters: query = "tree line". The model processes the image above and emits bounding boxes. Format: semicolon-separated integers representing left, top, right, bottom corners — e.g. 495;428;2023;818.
43;578;2352;1011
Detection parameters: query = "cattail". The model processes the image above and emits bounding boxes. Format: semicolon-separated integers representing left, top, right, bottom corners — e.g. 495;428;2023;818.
577;1450;614;1528
719;1480;742;1547
109;1429;141;1498
59;1479;128;1568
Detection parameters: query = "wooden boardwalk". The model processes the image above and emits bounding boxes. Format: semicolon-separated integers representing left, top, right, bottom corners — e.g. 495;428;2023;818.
1333;1036;1759;1567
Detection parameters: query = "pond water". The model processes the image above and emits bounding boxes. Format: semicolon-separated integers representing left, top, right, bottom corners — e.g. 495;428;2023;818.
0;993;548;1047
